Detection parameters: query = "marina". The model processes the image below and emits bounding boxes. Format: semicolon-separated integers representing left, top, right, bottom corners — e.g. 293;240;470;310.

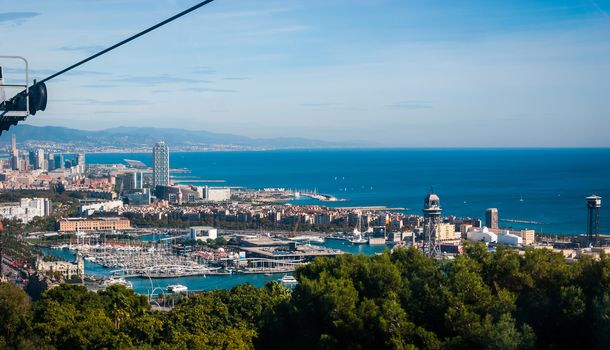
43;235;388;294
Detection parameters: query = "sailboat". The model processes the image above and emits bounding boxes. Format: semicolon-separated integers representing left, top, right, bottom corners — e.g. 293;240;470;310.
349;213;368;245
519;194;525;202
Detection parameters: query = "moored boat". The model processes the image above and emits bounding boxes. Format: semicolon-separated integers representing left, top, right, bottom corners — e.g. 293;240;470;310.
166;284;188;293
279;275;298;285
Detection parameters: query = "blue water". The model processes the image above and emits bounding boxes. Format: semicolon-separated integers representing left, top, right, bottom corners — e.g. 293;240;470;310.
88;149;610;235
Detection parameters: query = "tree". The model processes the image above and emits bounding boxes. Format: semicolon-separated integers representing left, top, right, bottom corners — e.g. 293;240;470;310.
0;282;32;348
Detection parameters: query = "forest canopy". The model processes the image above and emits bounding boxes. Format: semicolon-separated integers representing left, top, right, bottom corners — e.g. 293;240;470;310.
1;244;609;349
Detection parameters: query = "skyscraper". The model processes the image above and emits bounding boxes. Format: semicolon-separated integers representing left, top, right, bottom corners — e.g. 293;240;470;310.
34;149;45;170
10;134;19;170
75;153;86;173
75;153;86;167
485;208;499;229
28;150;37;169
152;141;170;190
11;134;17;158
54;154;65;169
47;153;55;171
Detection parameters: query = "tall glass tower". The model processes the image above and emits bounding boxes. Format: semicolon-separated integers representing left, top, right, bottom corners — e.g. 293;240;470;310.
152;141;170;190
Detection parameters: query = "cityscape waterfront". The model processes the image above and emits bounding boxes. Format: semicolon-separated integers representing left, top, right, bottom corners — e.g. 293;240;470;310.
1;136;608;297
1;1;610;348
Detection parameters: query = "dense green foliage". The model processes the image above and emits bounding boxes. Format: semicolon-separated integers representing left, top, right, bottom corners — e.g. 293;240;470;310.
1;245;610;349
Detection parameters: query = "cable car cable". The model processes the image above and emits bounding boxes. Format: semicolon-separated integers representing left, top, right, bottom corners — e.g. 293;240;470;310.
39;0;217;84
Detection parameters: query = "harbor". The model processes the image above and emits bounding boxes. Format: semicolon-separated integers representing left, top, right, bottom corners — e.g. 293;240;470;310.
42;232;387;295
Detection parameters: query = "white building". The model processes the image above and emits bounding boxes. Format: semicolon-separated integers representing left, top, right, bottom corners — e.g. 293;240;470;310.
0;197;52;223
467;227;498;243
205;187;231;202
189;226;218;241
497;232;523;246
80;200;124;216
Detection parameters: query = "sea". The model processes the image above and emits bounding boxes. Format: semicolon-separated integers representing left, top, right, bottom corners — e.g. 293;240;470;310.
88;148;610;235
71;148;610;293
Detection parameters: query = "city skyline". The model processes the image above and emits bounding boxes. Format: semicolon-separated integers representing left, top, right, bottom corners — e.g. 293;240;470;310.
1;0;610;147
2;3;610;349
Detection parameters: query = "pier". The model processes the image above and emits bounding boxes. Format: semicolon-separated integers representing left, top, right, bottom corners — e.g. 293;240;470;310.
299;191;347;202
338;206;408;211
500;218;546;225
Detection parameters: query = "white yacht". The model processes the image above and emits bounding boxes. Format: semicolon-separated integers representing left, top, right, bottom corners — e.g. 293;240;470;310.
103;277;133;289
279;275;298;285
166;284;188;293
349;234;368;245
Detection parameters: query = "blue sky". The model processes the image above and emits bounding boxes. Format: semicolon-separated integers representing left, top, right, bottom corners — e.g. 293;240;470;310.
1;0;609;146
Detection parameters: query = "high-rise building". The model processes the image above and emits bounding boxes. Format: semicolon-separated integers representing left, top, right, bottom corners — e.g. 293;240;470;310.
47;153;55;171
54;154;65;169
37;149;45;169
75;153;85;167
28;150;37;169
10;134;19;170
485;208;499;229
152;141;170;190
73;153;86;173
11;134;17;158
586;195;602;246
117;172;143;193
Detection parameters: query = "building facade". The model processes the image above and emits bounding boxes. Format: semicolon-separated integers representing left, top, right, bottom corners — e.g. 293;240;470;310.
152;141;170;190
58;217;131;232
189;226;218;241
36;256;84;279
0;197;52;223
206;187;231;202
485;208;499;229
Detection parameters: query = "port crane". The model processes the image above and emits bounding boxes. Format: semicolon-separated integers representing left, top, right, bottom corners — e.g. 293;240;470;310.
0;0;217;135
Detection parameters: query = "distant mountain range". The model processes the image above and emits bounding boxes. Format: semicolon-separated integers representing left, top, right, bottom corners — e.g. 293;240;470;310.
1;125;353;150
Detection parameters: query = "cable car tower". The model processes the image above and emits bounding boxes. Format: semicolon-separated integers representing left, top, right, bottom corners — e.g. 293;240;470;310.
422;190;442;257
586;195;602;246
